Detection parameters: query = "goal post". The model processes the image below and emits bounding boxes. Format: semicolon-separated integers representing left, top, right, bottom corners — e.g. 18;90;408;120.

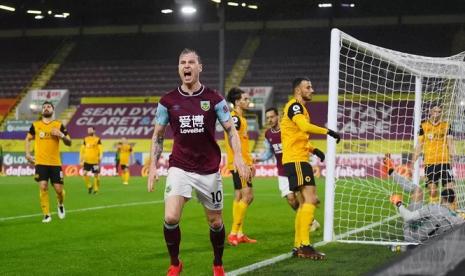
325;28;465;245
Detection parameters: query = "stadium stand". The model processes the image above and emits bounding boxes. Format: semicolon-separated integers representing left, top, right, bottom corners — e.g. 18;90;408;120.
45;32;250;105
0;25;461;107
0;37;64;98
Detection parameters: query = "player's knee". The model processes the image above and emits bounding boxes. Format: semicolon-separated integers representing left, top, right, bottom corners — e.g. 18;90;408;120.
244;194;254;204
164;215;180;225
286;195;298;209
209;218;223;229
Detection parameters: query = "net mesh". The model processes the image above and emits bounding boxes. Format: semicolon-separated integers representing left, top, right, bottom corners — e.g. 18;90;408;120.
333;31;465;244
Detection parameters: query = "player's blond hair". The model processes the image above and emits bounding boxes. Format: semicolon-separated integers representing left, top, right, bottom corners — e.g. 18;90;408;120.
179;48;202;64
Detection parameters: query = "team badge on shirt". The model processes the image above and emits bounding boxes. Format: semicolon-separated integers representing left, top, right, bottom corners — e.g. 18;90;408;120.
200;100;210;111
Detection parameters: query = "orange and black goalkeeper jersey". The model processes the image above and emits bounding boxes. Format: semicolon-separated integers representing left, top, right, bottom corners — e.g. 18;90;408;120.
119;144;132;165
27;120;68;166
419;120;452;165
224;110;253;171
81;135;102;164
281;98;327;164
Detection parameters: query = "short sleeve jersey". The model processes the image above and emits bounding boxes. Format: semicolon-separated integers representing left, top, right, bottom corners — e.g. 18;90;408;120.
419;121;451;165
119;144;132;165
156;85;230;174
27;120;68;166
82;136;102;164
281;98;312;164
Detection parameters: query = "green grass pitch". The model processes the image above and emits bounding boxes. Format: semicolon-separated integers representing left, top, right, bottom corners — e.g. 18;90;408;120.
0;176;397;275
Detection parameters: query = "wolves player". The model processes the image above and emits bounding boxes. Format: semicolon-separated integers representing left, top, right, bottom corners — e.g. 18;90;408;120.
80;127;102;194
281;77;340;259
385;157;464;243
119;137;133;185
255;107;321;240
412;105;456;203
224;87;257;246
25;101;72;223
147;49;251;276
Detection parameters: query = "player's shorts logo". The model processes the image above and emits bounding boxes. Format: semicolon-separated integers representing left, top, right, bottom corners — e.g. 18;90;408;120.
305;176;311;182
200;101;210;111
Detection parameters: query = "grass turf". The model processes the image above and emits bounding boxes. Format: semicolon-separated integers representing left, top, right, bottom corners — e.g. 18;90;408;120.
0;176;398;275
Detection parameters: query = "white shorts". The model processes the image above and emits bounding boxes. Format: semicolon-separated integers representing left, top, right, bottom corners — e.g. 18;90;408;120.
278;176;293;198
164;167;223;210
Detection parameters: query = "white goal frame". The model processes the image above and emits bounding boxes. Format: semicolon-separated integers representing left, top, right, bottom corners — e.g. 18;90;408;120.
324;28;465;244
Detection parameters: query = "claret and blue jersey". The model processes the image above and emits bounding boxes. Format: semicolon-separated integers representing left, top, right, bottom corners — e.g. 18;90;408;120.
155;85;230;174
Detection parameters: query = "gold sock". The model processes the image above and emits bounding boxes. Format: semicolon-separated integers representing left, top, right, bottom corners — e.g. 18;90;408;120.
298;203;316;246
84;175;90;188
39;190;50;215
231;201;248;234
122;171;127;184
237;201;248;236
123;171;130;183
294;207;302;248
94;176;100;192
231;200;239;235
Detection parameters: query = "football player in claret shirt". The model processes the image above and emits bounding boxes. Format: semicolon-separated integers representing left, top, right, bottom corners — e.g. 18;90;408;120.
281;77;340;259
119;137;133;185
80;127;103;194
224;87;257;246
255;107;321;236
412;105;456;204
146;48;251;276
25;101;72;223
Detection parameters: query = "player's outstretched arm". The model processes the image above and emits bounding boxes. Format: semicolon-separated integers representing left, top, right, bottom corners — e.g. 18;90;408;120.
221;118;251;181
147;123;166;192
291;113;341;143
390;194;421;222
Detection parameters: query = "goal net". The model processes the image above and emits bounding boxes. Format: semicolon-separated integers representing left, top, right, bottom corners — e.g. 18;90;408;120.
324;29;465;245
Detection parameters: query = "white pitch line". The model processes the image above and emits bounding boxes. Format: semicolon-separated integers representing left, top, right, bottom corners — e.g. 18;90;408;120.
226;215;399;276
0;200;164;222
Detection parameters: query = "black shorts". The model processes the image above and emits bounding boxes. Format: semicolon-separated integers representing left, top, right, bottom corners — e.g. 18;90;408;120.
34;165;64;184
284;162;315;192
231;170;252;190
424;163;454;186
83;163;100;174
121;164;129;170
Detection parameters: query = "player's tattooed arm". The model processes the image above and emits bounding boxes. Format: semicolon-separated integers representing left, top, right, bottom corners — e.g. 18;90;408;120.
147;123;167;192
154;134;164;162
151;124;167;165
